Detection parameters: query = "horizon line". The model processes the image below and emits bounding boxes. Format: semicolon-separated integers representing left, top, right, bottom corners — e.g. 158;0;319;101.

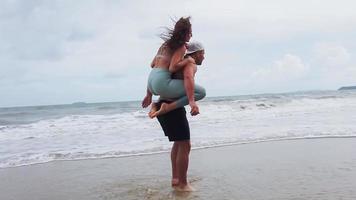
0;88;342;109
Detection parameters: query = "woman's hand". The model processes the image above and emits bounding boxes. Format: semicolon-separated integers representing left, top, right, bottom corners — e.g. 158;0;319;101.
186;57;196;64
142;95;152;108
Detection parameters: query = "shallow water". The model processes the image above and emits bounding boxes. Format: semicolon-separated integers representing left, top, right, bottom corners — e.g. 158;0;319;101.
0;138;355;200
95;139;356;200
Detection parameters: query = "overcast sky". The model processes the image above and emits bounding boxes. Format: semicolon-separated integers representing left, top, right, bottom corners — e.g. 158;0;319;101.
1;0;355;107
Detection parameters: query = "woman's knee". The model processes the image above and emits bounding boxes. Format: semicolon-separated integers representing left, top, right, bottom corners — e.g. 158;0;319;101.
195;86;206;100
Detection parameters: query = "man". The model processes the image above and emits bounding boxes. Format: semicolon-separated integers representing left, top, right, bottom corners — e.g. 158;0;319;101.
156;41;205;192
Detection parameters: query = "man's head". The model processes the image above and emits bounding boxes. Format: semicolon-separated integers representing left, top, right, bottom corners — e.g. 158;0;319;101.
186;41;205;65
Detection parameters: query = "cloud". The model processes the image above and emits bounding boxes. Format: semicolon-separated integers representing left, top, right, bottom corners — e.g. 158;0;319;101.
310;43;356;88
1;0;356;107
189;0;356;43
313;42;351;67
0;1;154;80
252;54;309;82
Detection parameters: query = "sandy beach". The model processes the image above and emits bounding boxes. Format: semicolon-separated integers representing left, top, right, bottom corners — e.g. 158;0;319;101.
1;137;355;200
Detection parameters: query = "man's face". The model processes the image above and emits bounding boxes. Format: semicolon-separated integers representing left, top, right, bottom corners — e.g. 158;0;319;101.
194;50;205;65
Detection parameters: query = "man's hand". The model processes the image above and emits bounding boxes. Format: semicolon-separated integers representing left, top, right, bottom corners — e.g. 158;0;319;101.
189;101;200;116
141;95;152;108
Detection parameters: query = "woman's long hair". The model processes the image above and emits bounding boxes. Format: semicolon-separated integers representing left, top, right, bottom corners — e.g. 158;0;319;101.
160;17;191;52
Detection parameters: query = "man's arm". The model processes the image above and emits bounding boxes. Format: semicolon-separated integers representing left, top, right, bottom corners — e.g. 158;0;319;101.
183;64;195;103
183;63;199;115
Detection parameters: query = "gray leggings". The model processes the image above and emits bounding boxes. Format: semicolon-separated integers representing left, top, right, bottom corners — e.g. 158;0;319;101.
147;68;206;107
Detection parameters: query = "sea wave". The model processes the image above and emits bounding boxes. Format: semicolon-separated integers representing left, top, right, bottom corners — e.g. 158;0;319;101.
1;90;356;168
1;135;356;169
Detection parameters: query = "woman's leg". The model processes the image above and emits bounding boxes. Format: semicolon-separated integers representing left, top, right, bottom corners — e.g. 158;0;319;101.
151;82;206;118
174;83;206;107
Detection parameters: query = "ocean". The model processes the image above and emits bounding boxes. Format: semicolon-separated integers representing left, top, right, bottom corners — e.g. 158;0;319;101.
1;90;356;168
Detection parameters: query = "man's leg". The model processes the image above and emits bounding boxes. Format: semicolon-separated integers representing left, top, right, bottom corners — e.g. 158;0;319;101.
171;142;179;187
156;101;193;190
175;140;195;191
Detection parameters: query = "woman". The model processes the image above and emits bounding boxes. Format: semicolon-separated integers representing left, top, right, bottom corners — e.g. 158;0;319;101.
142;17;206;118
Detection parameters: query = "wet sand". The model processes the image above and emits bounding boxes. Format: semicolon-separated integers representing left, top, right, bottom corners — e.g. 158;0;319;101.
1;137;356;200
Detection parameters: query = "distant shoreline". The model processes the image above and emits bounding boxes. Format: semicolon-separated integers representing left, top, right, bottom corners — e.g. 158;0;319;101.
0;89;352;109
338;86;356;90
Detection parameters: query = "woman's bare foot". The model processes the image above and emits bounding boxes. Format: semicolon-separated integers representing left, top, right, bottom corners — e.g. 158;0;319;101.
171;178;179;187
151;102;170;118
175;183;196;192
148;103;157;118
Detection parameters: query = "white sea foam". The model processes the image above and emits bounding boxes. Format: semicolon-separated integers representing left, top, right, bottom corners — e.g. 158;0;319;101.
1;91;356;168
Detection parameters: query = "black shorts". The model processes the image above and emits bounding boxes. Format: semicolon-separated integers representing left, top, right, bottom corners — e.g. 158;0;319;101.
156;101;190;142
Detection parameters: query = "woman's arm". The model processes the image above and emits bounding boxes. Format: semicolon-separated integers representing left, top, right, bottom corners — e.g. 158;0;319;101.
172;57;195;73
169;45;193;73
142;88;153;108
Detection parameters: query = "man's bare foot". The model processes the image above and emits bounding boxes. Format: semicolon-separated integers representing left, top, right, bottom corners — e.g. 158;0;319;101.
151;102;170;118
148;103;157;118
174;183;196;192
171;178;179;187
